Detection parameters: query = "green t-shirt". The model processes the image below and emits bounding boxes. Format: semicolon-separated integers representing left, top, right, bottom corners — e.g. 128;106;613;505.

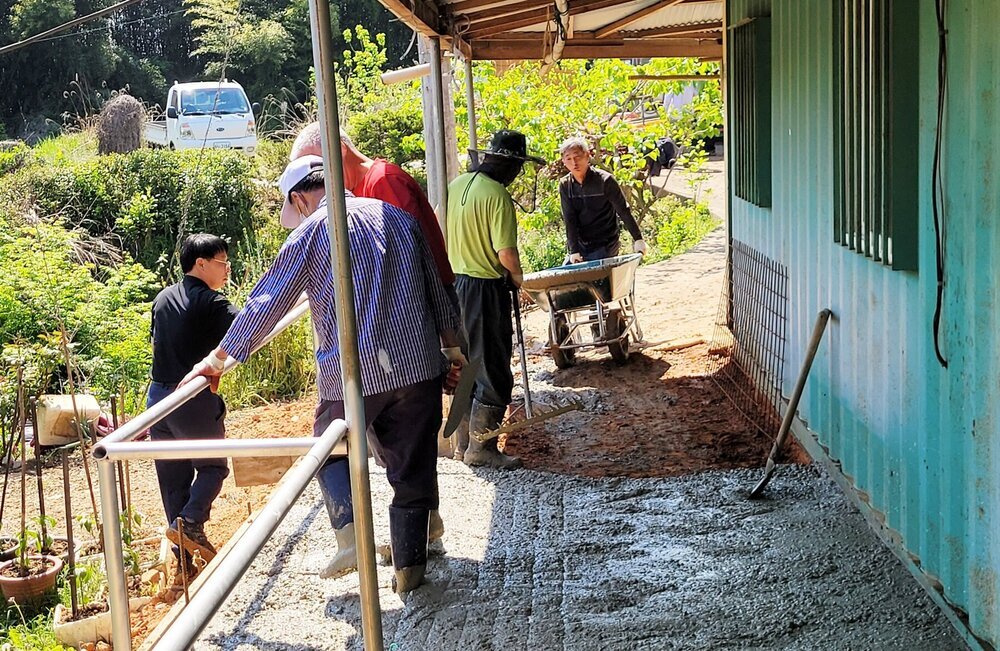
446;172;518;279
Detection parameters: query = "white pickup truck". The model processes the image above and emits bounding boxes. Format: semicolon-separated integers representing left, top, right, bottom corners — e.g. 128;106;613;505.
145;81;259;154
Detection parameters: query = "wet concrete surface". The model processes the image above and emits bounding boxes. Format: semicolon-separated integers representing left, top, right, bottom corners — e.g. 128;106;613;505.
194;461;965;650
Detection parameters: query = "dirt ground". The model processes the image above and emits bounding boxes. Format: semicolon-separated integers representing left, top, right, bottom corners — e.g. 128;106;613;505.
0;159;811;645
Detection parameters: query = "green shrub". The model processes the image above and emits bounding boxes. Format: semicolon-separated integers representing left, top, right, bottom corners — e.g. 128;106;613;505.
7;148;258;279
347;105;424;165
0;141;30;175
520;224;567;273
0;220;158;413
643;197;719;264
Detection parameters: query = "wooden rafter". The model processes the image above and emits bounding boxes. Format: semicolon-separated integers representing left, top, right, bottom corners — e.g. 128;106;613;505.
466;0;621;39
377;0;444;36
462;0;551;23
594;0;687;39
446;0;507;14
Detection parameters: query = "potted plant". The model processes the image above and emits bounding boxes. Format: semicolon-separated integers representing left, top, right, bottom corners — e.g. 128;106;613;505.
52;559;152;648
0;525;63;604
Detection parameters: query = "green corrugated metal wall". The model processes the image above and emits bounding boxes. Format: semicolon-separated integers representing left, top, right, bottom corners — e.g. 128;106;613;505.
726;0;999;646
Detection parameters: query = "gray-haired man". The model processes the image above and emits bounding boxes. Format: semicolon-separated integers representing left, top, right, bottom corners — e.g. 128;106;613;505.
559;136;647;263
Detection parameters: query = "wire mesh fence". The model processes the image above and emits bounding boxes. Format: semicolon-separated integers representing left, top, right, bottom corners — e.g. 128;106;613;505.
708;239;789;442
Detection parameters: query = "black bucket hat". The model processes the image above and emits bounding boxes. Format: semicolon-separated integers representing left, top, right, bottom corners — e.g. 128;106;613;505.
469;129;546;165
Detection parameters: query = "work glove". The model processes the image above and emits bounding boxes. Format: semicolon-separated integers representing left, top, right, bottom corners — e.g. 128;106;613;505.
633;239;647;256
568;252;584;264
441;347;467;395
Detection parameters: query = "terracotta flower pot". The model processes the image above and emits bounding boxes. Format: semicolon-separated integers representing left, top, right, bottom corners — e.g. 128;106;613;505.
0;554;63;604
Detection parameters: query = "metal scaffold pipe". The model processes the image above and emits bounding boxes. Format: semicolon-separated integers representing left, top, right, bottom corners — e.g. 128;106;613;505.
152;421;350;650
306;0;384;647
429;37;449;239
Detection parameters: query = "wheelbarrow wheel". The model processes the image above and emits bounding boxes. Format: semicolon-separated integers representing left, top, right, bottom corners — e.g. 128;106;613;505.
606;309;630;365
551;314;576;369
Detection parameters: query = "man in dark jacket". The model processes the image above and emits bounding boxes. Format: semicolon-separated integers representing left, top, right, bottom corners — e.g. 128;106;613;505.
559;136;647;262
149;233;239;594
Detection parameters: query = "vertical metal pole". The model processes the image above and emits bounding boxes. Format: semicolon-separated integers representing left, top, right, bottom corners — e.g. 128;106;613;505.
99;458;131;650
464;57;478;156
305;0;383;649
429;37;449;239
62;450;78;617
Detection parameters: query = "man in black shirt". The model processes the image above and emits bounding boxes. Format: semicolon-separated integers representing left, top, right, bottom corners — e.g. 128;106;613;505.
559;136;647;262
148;234;239;588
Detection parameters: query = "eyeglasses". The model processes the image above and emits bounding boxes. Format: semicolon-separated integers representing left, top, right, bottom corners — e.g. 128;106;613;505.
209;258;231;270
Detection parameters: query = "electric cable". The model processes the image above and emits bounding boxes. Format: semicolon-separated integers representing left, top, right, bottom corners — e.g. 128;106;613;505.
932;0;948;368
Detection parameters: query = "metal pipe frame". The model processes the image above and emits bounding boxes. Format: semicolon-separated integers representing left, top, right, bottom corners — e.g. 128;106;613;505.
306;0;383;647
464;57;478;153
152;420;349;650
96;437;349;462
98;295;311;651
429;37;449;239
95;295;309;453
99;458;131;650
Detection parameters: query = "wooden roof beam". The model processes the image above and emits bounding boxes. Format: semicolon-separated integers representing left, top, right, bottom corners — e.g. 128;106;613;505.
461;0;551;23
472;37;722;60
377;0;444;37
466;0;622;39
594;0;687;39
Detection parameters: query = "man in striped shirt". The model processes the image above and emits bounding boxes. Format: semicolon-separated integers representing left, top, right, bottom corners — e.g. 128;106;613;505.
181;157;464;594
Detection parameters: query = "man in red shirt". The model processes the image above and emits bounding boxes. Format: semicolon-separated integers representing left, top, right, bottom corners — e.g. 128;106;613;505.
287;123;455;294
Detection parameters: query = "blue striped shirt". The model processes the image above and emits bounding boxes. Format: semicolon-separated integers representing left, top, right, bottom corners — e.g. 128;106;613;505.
220;195;459;400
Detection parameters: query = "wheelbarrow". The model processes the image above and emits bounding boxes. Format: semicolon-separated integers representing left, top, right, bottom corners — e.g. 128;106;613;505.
521;253;644;368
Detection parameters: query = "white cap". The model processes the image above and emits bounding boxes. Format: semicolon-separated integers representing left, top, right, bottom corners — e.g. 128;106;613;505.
278;155;324;228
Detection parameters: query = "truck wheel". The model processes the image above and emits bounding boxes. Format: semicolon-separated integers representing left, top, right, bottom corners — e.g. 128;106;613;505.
606;309;630;365
551;314;576;369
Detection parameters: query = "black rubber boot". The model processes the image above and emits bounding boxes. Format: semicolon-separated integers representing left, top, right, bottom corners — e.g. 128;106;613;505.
389;506;429;594
464;401;522;469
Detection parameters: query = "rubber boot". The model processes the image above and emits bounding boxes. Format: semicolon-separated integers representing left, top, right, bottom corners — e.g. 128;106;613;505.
452;414;471;461
319;523;357;579
389;506;428;594
464;401;522;469
378;509;445;564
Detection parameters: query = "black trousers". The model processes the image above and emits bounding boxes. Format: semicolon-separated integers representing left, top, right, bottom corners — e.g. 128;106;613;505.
313;376;442;530
454;274;514;408
147;382;230;526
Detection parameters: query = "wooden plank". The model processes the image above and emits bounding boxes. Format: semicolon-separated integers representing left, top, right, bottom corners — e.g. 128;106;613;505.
595;0;686;39
472;38;722;59
231;455;297;487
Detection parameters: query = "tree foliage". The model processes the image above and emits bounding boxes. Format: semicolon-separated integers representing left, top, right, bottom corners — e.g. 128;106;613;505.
0;0;416;137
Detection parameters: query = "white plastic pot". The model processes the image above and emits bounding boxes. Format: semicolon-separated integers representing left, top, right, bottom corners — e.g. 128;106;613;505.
53;597;150;647
35;394;101;447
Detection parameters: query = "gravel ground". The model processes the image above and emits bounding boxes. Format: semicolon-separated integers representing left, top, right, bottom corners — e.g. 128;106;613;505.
194;461;965;651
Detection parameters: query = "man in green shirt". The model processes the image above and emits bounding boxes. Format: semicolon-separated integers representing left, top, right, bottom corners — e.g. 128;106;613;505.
447;130;544;469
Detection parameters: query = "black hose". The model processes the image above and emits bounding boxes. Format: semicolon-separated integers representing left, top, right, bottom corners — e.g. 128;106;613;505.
932;0;948;368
